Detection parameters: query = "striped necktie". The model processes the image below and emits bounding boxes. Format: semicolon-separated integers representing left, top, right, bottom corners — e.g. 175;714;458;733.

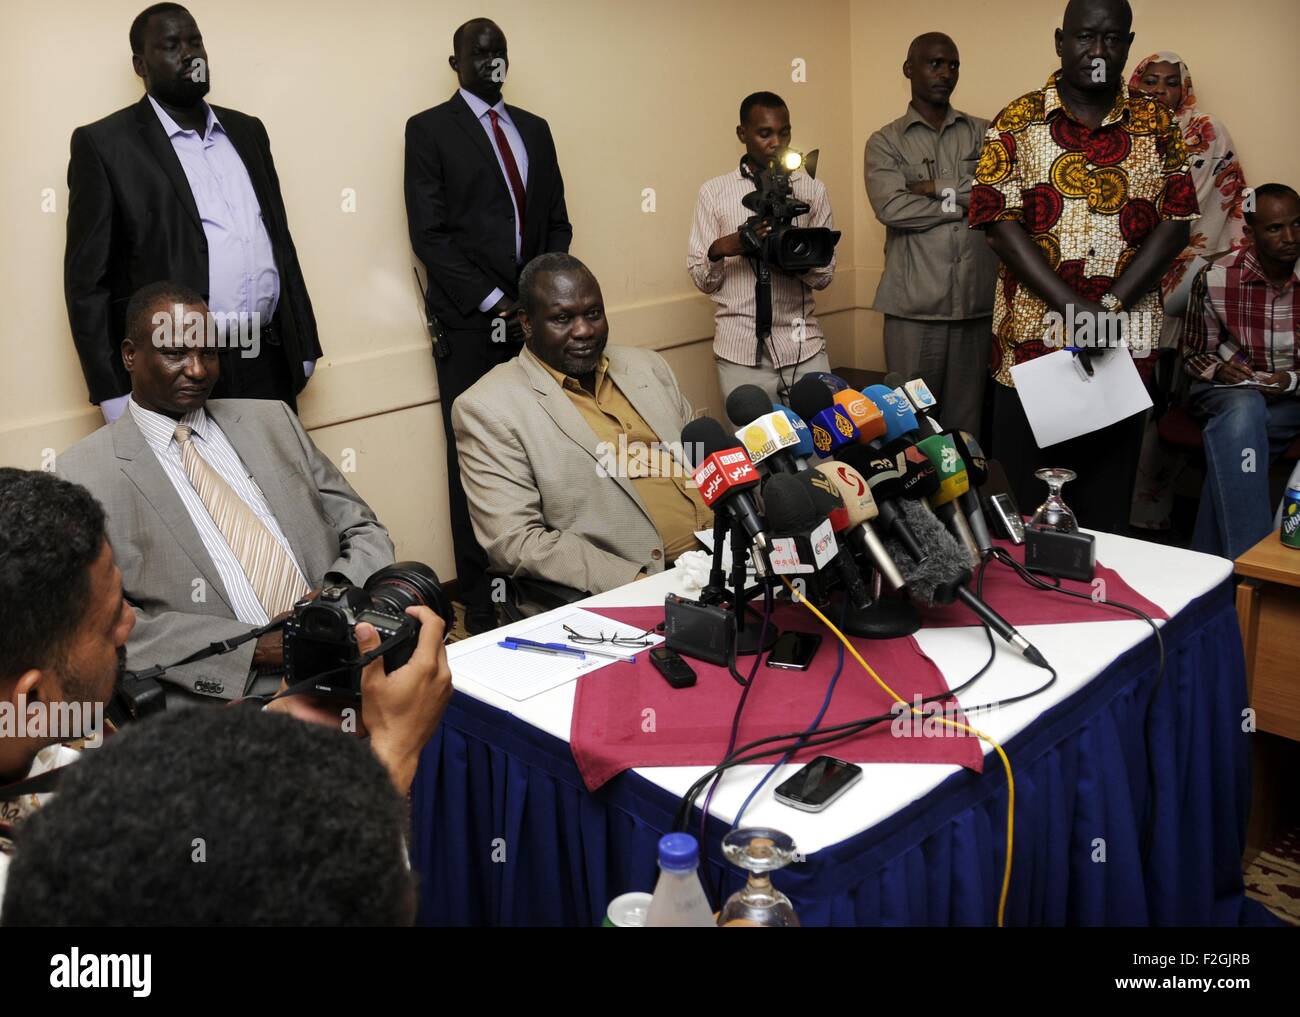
174;424;307;618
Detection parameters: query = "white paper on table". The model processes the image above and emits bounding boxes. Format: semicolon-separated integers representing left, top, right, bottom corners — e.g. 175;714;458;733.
1009;349;1152;448
447;607;663;701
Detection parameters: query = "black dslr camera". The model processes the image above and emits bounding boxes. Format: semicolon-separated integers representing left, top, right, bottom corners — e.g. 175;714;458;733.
739;147;841;273
282;562;454;699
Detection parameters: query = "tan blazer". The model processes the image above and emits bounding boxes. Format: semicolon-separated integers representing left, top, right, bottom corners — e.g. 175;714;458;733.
57;399;395;701
452;345;699;596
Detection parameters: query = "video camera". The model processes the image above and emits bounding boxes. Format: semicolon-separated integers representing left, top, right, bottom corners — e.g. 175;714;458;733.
739;147;840;274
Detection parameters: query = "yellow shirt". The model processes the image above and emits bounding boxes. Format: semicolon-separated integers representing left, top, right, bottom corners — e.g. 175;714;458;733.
526;348;711;560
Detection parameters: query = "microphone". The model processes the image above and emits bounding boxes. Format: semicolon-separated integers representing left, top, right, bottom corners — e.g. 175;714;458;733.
884;371;944;435
805;371;854;395
727;385;801;475
882;500;1050;668
832;388;887;445
835;445;928;563
862;384;922;443
883;439;940;503
914;434;982;564
813;461;907;591
946;430;995;555
762;473;841;581
789;376;859;458
681;417;770;556
772;404;815;466
792;471;874;610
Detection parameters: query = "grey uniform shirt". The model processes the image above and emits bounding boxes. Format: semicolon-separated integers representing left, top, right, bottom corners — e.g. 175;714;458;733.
865;104;997;320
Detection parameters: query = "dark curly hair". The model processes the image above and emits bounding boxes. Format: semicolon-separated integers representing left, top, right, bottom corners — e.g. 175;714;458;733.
1;707;415;926
0;468;107;680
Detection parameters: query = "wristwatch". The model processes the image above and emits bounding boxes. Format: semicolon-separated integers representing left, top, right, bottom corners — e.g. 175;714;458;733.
1099;292;1124;313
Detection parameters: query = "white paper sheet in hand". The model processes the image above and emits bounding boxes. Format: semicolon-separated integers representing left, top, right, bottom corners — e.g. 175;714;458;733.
1009;349;1152;448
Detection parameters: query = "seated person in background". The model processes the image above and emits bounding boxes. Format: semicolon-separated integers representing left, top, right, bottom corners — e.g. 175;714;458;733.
57;281;396;704
453;253;712;613
1181;183;1300;559
1;708;415;926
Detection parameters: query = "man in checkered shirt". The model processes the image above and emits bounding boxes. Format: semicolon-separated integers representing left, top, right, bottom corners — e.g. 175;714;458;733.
1181;183;1300;559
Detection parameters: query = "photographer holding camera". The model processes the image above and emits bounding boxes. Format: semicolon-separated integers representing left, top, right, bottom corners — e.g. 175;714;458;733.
1;467;453;909
688;91;840;404
57;281;398;705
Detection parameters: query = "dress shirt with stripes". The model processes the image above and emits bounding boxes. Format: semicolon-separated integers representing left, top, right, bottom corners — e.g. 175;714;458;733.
1182;246;1300;386
129;397;308;625
458;87;529;312
147;96;280;326
688;166;836;369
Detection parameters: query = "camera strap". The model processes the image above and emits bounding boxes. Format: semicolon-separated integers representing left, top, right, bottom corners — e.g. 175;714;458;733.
123;618;286;687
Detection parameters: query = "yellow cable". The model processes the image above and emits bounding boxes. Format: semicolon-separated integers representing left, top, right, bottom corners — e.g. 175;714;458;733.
782;579;1015;927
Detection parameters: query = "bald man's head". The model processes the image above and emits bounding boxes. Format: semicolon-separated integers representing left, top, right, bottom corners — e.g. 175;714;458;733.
1055;0;1134;95
904;32;959;108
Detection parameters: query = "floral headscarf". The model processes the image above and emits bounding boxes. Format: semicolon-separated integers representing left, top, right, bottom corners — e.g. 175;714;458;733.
1128;52;1248;310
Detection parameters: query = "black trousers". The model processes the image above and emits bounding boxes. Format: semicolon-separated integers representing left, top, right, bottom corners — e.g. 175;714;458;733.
434;329;523;615
210;324;297;411
991;382;1145;536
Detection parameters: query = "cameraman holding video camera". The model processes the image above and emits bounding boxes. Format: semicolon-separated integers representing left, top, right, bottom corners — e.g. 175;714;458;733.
688;91;839;404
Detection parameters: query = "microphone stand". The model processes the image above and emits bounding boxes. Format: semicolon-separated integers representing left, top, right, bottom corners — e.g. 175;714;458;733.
698;514;731;608
727;521;779;656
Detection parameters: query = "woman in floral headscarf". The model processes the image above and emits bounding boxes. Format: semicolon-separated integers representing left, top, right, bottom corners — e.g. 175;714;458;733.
1129;51;1249;532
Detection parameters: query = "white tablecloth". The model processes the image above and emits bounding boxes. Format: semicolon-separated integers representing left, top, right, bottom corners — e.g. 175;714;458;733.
447;533;1232;855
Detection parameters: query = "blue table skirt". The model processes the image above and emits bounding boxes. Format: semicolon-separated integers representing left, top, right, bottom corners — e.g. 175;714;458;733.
411;580;1277;926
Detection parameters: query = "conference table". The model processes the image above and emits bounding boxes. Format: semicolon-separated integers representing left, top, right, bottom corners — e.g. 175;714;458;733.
410;531;1270;926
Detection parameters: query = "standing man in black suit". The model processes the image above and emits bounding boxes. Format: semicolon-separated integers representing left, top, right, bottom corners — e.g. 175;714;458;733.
404;17;571;633
65;3;321;422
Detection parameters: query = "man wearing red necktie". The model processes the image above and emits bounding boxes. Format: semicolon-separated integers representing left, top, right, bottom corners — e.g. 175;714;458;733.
405;18;572;634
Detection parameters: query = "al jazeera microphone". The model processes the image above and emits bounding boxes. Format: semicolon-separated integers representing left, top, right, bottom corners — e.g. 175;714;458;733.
832;388;887;445
789;376;859;458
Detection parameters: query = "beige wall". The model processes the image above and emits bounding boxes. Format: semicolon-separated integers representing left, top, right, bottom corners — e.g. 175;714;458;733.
2;0;1296;580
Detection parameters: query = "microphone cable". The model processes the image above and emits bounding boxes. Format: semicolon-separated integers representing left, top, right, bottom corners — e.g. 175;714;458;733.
987;546;1167;862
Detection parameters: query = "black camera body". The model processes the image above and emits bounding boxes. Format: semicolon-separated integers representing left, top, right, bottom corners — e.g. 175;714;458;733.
740;148;840;273
282;562;453;699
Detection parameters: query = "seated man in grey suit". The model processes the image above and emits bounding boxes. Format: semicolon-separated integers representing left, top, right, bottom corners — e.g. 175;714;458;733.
452;253;712;613
57;281;395;703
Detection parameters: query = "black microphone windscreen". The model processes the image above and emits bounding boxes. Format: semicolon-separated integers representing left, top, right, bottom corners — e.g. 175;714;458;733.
725;385;775;427
837;445;903;499
882;500;969;605
762;473;820;533
680;417;734;464
788;375;835;424
883;371;906;390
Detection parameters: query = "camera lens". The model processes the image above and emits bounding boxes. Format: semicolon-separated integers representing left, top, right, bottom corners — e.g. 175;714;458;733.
364;562;454;629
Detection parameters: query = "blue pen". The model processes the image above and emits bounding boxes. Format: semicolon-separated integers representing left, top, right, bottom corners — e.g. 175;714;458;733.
498;637;586;660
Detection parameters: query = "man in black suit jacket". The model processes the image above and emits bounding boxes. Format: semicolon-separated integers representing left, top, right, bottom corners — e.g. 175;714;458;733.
404;17;571;633
65;3;321;422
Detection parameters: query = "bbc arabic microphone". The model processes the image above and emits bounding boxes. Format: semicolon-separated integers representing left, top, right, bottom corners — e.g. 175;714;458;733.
725;384;801;475
881;500;1050;668
681;417;771;556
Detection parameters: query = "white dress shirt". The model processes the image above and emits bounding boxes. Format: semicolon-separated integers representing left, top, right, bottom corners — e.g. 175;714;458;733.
129;397;308;625
457;87;530;312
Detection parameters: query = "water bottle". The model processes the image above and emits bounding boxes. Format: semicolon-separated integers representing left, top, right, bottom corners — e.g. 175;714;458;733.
645;833;717;927
1281;481;1300;551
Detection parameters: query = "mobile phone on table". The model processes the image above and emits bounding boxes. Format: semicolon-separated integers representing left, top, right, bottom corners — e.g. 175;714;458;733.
649;645;697;689
774;756;863;812
765;631;822;671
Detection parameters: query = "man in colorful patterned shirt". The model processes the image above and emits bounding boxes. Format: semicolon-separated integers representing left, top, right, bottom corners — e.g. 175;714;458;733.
1180;183;1300;559
969;0;1196;533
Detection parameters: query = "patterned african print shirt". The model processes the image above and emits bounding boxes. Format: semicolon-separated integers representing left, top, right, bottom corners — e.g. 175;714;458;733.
969;71;1199;387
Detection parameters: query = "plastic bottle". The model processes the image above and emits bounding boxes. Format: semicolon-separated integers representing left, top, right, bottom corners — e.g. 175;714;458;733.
645;833;717;927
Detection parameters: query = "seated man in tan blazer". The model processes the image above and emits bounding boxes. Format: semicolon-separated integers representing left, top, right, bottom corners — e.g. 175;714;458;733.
452;253;711;612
